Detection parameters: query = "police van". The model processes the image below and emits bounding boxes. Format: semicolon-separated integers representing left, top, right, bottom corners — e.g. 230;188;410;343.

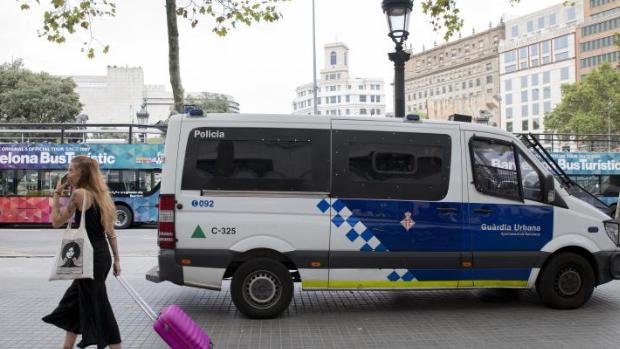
146;112;620;319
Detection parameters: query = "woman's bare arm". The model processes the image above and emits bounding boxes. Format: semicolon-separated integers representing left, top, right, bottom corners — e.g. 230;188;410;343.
51;190;83;228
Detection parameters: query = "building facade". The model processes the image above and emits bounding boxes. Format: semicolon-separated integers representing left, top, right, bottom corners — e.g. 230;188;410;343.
404;25;505;125
292;43;385;117
499;1;583;133
71;66;238;124
577;0;620;78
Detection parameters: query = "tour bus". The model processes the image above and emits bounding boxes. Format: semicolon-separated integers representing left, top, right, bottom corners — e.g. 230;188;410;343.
146;113;620;318
0;143;163;229
551;152;620;217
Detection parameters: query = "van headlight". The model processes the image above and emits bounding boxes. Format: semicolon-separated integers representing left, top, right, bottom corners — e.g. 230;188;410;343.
605;221;620;246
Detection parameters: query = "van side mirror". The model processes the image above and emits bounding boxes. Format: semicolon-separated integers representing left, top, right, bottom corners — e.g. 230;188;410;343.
544;174;556;203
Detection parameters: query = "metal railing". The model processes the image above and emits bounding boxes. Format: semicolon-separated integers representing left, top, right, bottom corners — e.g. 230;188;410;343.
0;123;167;144
514;133;620;153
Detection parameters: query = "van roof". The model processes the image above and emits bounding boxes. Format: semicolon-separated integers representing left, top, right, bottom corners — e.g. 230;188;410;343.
173;113;511;136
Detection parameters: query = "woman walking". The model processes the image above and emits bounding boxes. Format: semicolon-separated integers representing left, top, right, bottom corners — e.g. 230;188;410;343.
42;155;122;349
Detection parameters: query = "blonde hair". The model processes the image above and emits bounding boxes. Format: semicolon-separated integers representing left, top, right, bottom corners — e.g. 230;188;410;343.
71;155;116;234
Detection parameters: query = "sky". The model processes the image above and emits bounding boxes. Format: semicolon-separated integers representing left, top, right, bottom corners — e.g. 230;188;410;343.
0;0;563;114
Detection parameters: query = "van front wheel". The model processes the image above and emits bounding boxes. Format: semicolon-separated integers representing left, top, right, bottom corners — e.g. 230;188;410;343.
537;253;595;309
231;258;293;319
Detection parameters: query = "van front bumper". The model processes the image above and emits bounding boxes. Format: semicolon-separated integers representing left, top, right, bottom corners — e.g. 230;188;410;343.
145;249;184;286
594;251;620;285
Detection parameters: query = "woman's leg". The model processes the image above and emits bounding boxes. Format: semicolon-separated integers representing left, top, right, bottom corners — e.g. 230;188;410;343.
109;343;122;349
63;331;77;349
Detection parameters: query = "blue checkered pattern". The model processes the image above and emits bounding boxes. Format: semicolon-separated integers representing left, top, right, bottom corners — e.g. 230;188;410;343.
317;199;387;252
317;198;417;283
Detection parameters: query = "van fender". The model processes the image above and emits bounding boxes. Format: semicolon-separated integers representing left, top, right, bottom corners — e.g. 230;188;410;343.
540;234;600;254
229;236;296;254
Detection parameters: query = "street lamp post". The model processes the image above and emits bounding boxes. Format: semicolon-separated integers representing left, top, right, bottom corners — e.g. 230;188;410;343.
136;104;150;144
382;0;413;118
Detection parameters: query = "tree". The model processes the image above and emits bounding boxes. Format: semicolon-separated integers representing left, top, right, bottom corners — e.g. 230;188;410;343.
187;92;230;113
18;1;519;115
544;63;620;135
0;60;82;123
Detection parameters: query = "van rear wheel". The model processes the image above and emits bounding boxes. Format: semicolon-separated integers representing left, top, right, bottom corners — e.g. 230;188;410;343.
114;205;133;230
537;253;595;309
231;258;293;319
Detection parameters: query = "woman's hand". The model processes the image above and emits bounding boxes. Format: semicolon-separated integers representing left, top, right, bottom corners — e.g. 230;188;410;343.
113;259;121;276
54;174;67;194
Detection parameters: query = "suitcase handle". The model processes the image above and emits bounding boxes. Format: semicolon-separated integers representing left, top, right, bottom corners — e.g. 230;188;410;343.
116;275;158;321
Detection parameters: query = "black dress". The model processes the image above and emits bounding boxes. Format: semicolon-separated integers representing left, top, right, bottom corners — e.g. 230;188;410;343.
42;202;122;349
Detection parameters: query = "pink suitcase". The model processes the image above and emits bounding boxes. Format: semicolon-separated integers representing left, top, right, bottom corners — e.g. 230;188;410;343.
117;276;213;349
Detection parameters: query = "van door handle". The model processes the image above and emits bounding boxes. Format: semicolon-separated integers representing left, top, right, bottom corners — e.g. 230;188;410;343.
436;207;457;214
473;207;493;215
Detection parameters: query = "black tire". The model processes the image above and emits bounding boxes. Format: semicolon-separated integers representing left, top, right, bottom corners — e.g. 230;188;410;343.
114;205;133;230
537;253;595;309
231;258;293;319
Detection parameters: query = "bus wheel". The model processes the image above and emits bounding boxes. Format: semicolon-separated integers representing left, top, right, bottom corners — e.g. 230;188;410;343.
537;253;595;309
114;205;133;230
231;258;293;319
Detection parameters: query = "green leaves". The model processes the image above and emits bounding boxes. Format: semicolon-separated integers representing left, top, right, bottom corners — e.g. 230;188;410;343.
545;63;620;135
0;61;83;123
176;0;290;37
18;0;116;58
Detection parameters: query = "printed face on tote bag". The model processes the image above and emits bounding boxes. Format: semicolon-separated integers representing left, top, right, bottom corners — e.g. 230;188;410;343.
56;239;84;272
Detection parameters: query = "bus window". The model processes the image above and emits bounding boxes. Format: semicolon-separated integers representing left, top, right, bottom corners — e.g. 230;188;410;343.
0;171;15;196
41;171;66;196
601;175;620;197
572;176;600;196
16;170;39;196
105;170;126;192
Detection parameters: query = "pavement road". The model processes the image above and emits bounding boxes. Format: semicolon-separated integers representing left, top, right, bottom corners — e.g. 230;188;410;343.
2;228;620;349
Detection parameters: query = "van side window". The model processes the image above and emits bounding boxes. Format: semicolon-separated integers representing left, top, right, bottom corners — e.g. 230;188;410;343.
333;130;451;200
181;128;330;192
470;138;521;201
519;151;543;202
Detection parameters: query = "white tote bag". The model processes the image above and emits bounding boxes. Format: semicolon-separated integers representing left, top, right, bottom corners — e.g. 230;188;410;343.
49;195;94;281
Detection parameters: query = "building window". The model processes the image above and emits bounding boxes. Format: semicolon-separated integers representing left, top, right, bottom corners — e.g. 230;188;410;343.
533;103;540;115
560;67;570;81
330;96;337;104
330;51;337;65
360;108;367;115
533;117;541;130
543;71;551;84
527;20;534;33
532;88;540;101
554;35;569;51
512;25;519;38
505;93;513;105
531;74;539;86
521;76;528;89
346;95;350;103
360;95;367;102
505;79;512;92
521;90;529;103
538;16;545;30
486;63;492;71
555;52;569;61
506;121;513;132
504;50;516;63
566;7;576;21
530;44;539;67
519;47;528;69
522;119;529;131
506;107;513;119
522;105;529;117
486;75;493;84
544;101;551;113
543;87;551;100
549;13;556;26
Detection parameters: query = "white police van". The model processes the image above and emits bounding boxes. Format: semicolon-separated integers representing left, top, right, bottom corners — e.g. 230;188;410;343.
146;112;620;319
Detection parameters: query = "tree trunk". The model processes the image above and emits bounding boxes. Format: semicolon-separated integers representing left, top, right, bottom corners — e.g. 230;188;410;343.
165;0;184;115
